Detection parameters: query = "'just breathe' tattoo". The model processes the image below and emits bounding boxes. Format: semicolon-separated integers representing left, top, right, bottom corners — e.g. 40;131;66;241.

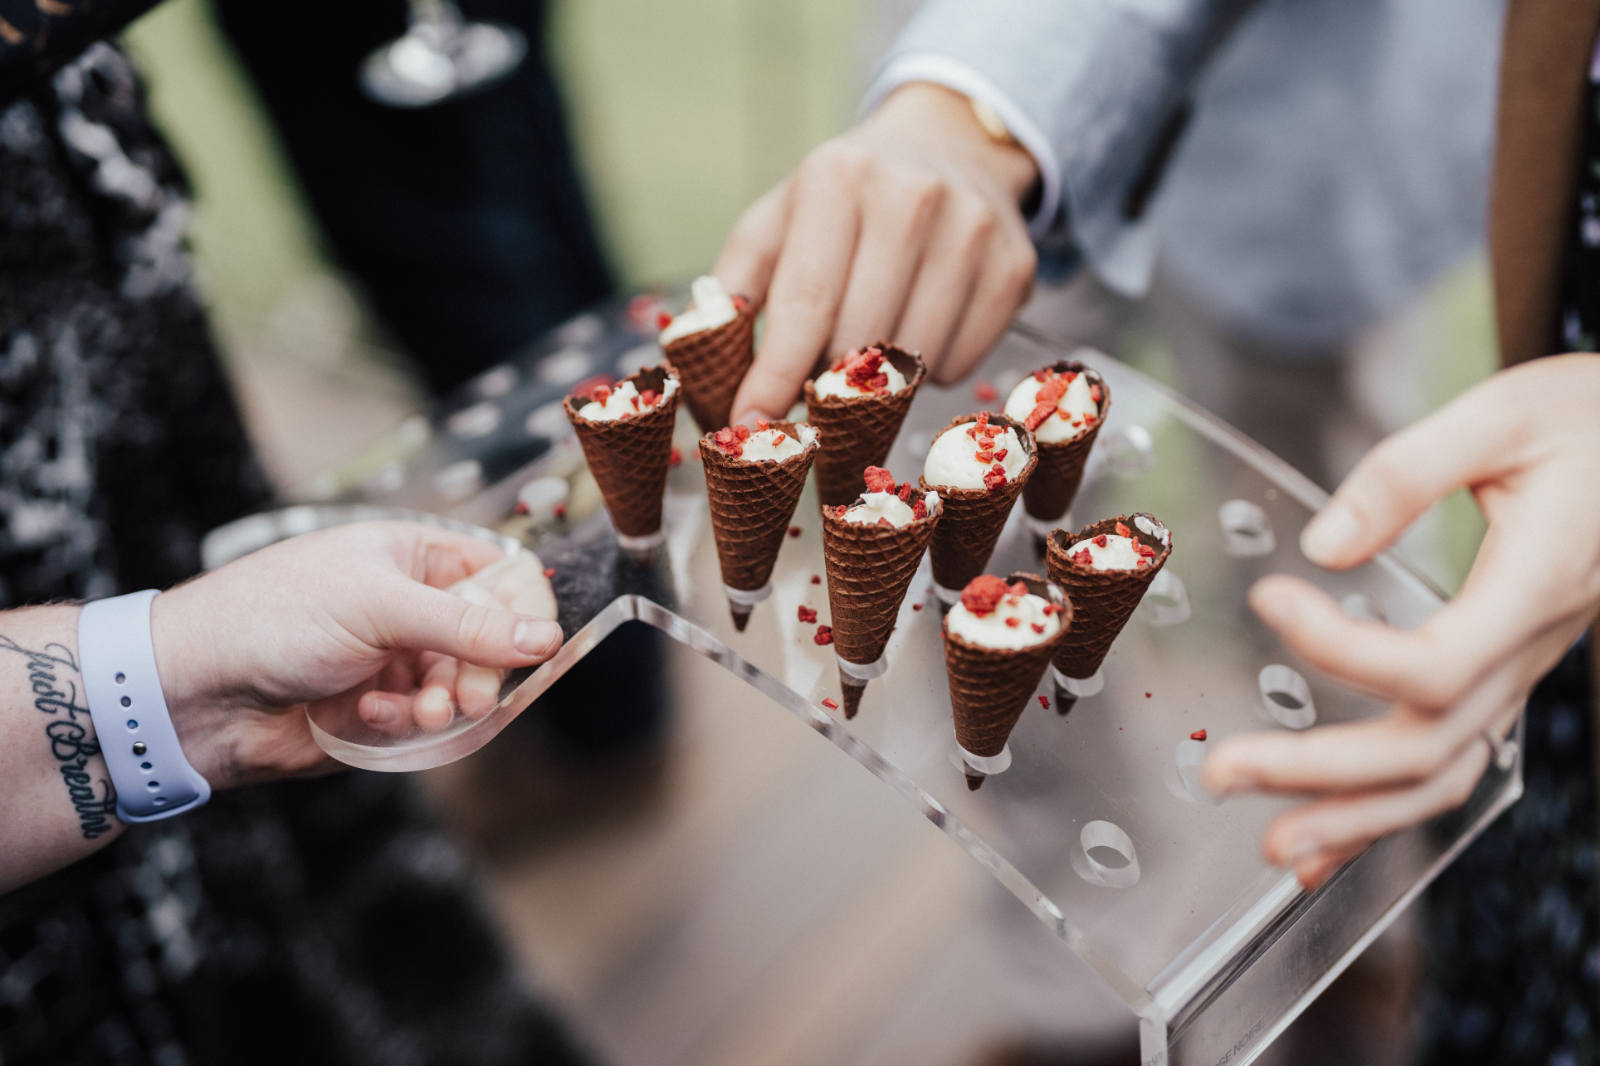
2;633;117;838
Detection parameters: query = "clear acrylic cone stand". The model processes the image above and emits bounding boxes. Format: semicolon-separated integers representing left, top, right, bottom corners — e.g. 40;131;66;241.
205;294;1521;1066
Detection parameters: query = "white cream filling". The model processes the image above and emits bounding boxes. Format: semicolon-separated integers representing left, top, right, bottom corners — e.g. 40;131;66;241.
812;358;909;400
733;424;816;462
947;591;1060;650
922;423;1028;490
576;376;679;422
1067;533;1144;570
659;275;738;345
842;491;916;527
1003;370;1100;443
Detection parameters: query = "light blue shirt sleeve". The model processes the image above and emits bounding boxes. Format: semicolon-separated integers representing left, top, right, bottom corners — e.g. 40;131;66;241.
863;0;1249;295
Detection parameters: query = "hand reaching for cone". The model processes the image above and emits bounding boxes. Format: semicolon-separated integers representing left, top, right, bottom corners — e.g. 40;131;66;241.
1205;354;1600;889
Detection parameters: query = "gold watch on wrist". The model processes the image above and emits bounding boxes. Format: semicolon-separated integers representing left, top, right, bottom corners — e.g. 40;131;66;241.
964;94;1040;214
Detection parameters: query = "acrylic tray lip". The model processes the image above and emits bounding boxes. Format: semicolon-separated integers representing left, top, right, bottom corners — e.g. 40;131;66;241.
203;330;1518;1046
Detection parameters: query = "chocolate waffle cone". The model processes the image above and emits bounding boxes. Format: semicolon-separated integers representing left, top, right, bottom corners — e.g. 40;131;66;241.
943;572;1071;758
1045;513;1171;680
699;420;820;596
563;365;680;540
821;486;941;669
804;344;926;506
1020;361;1109;522
838;674;866;720
920;413;1038;593
662;304;755;434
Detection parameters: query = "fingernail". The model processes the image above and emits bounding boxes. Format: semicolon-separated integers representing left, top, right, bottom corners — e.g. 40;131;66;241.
514;618;562;655
1300;503;1360;566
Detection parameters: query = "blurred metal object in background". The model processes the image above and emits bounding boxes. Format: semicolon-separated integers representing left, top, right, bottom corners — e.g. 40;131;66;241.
360;0;527;108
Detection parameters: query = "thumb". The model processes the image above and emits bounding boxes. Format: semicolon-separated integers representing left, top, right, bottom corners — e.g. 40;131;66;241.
373;580;563;667
1300;381;1514;569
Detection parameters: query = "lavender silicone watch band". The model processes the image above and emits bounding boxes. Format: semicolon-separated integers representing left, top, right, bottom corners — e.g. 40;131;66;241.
78;590;211;823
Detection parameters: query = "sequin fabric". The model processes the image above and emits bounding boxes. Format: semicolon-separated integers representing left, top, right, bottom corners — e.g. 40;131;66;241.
0;43;592;1066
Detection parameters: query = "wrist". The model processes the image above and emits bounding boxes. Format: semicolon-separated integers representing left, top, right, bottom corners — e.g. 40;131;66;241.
870;82;1041;208
148;582;245;790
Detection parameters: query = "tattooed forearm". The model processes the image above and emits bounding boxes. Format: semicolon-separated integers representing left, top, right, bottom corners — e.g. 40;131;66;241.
0;634;117;837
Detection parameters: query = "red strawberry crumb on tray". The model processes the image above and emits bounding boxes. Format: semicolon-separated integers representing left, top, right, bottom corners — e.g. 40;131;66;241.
1190;729;1208;742
543;567;556;578
668;446;683;468
553;503;567;519
797;605;817;624
822;697;839;710
911;603;923;611
811;574;821;585
1038;694;1050;710
973;381;999;403
813;625;834;646
787;525;802;538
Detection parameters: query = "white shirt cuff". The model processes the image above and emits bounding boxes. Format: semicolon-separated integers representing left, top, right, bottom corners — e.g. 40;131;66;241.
862;54;1063;243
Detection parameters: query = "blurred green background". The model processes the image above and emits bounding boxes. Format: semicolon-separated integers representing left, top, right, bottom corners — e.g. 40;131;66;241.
122;0;1490;585
124;0;866;372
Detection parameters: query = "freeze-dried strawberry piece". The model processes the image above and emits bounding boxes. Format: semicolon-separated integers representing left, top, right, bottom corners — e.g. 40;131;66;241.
1007;581;1028;598
732;294;750;312
1190;729;1207;742
787;525;802;538
755;419;771;432
811;574;821;585
587;383;612;404
1004;616;1021;628
1024;375;1068;430
543;567;556;578
1089;383;1102;404
797;605;817;624
656;310;673;331
1071;547;1094;566
973;381;999;403
841;346;890;394
897;481;914;502
1093;534;1108;547
1038;694;1050;710
552;503;567;519
960;574;1009;616
863;466;896;494
1031;622;1046;634
911;498;928;520
712;426;745;458
639;388;661;408
813;625;834;646
982;464;1008;491
911;603;923;611
1114;521;1132;538
668;446;683;468
822;697;839;710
